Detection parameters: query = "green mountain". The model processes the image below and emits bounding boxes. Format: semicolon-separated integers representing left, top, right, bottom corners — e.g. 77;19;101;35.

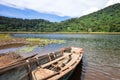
57;3;120;32
0;3;120;32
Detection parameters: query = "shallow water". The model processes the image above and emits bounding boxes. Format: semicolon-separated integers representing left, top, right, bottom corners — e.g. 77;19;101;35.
3;33;120;80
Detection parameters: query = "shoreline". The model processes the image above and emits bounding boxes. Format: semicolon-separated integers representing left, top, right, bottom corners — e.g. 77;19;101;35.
0;32;120;34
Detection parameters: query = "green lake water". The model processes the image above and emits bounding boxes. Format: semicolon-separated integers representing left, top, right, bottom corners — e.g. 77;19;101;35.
1;33;120;80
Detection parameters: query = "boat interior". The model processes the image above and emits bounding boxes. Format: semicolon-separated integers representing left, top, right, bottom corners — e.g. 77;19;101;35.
32;47;83;80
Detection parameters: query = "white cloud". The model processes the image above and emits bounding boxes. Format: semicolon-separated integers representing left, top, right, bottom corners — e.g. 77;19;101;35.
106;0;120;7
0;0;118;17
82;7;99;15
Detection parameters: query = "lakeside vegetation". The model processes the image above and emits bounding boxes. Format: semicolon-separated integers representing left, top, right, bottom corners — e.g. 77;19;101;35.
26;38;65;46
0;34;65;65
0;34;65;47
0;3;120;32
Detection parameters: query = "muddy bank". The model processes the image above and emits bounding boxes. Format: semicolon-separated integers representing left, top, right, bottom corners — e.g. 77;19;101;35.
0;38;28;49
0;43;27;50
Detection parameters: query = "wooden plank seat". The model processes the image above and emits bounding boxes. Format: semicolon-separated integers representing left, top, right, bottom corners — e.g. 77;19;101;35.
41;53;72;68
61;53;80;71
48;54;82;80
32;68;58;80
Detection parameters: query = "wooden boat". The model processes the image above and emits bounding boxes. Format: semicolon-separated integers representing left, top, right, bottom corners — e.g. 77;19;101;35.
0;47;83;80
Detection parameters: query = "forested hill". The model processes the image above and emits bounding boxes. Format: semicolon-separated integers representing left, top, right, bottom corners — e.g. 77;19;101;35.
0;3;120;32
0;16;54;32
57;3;120;32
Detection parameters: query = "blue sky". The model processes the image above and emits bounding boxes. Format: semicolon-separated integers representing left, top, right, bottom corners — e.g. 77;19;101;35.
0;0;119;22
0;4;70;22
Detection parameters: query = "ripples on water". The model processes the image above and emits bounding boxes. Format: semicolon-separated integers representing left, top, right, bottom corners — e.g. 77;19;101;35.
3;34;120;80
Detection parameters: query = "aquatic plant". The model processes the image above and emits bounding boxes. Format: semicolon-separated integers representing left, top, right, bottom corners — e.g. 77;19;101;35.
16;46;37;53
26;38;65;46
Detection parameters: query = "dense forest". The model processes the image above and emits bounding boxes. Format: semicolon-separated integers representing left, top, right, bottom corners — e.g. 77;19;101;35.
0;17;54;32
0;3;120;32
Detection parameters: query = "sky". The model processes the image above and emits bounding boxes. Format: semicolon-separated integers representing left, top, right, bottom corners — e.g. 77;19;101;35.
0;0;120;22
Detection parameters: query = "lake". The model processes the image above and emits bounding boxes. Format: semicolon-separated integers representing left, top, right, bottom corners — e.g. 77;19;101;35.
2;33;120;80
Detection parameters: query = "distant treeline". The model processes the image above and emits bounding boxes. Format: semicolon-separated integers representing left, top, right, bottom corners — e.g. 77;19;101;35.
0;3;120;32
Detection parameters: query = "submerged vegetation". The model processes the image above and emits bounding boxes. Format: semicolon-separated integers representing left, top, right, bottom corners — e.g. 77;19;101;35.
16;38;66;54
0;3;120;32
17;46;37;53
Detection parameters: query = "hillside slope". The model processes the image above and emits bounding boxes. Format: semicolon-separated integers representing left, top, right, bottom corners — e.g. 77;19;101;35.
57;3;120;32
